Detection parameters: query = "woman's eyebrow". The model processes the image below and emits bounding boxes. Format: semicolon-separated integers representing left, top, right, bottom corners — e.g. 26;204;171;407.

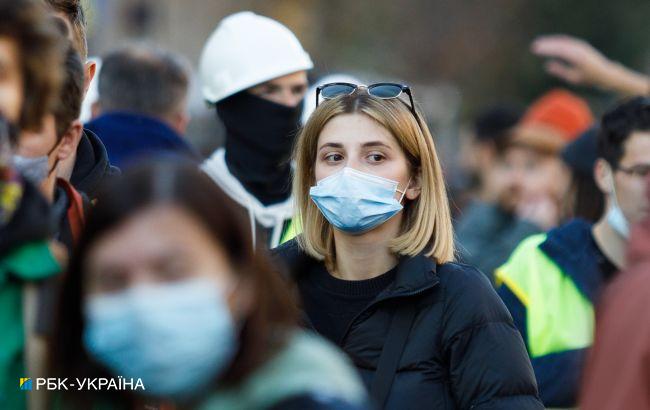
318;142;344;151
361;141;391;149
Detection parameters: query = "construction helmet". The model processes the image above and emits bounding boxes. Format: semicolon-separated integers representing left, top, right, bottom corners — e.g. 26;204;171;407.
199;11;313;104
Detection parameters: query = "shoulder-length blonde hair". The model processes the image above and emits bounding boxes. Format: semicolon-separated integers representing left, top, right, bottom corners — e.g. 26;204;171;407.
292;91;454;265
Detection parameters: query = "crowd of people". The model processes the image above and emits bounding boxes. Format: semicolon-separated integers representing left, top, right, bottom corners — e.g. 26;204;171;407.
0;0;648;409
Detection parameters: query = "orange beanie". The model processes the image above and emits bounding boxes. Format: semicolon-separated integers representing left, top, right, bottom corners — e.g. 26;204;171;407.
514;89;594;154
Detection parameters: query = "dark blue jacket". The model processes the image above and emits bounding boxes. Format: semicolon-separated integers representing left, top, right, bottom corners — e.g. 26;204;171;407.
274;239;543;410
85;112;197;168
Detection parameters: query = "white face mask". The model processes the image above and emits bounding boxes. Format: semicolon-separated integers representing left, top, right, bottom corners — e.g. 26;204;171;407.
606;174;629;239
12;154;49;185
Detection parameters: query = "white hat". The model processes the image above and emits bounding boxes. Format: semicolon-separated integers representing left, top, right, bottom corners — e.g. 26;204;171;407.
199;11;313;104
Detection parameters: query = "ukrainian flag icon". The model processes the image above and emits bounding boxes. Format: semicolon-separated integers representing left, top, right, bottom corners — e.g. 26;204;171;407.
20;378;32;391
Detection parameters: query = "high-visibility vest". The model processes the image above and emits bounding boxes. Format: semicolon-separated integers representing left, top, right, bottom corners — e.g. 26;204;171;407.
495;233;594;358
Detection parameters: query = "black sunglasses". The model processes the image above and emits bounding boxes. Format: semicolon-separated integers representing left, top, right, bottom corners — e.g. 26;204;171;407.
316;82;417;116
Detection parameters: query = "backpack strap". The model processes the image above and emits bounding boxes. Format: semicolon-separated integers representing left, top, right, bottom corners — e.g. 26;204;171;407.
370;302;417;408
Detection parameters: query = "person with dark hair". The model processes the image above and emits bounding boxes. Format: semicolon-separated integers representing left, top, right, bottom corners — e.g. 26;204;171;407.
14;46;91;366
49;161;369;410
16;46;86;233
495;97;650;407
43;0;120;201
85;44;197;168
560;126;604;222
43;0;94;90
460;103;522;200
456;90;593;282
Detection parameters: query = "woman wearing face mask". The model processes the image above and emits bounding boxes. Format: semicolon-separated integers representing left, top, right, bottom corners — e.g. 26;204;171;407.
274;83;544;409
49;161;369;410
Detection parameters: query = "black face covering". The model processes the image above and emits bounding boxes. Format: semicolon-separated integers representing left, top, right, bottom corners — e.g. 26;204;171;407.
217;91;303;206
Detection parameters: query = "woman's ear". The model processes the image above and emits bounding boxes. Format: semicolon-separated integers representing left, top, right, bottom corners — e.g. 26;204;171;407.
405;171;422;200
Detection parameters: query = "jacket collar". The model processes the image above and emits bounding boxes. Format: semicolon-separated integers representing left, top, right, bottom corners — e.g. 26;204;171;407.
539;218;606;302
70;128;120;200
385;252;440;298
279;240;440;298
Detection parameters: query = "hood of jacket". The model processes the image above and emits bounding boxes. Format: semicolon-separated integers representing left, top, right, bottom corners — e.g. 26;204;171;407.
70;128;120;200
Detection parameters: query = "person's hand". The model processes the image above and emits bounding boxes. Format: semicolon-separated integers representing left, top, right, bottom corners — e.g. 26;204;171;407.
531;34;650;96
532;35;611;86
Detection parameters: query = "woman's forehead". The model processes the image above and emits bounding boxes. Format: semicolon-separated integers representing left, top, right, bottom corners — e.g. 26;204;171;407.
318;113;396;147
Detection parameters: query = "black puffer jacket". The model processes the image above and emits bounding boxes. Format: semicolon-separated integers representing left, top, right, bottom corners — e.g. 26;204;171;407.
274;239;543;410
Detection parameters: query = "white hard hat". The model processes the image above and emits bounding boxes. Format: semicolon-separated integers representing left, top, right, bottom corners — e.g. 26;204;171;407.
199;11;313;104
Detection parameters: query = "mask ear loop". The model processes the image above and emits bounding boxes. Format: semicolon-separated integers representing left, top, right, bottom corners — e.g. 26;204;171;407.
397;176;412;203
608;164;623;210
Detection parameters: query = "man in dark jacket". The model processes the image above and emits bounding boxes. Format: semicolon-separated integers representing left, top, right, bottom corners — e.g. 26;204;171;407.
496;97;650;407
85;44;197;169
44;0;119;201
15;45;88;251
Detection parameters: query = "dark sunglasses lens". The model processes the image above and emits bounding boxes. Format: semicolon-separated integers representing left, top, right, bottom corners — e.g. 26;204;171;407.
320;84;356;99
368;84;403;99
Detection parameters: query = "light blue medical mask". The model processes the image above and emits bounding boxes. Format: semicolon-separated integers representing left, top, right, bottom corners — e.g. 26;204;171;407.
606;175;629;239
309;167;409;234
12;155;49;185
83;277;237;399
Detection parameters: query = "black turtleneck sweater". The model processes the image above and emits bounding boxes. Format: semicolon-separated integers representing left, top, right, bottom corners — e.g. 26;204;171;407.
298;263;397;345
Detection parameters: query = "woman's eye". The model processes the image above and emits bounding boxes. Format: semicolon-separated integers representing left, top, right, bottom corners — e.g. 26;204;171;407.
367;153;385;163
324;153;343;162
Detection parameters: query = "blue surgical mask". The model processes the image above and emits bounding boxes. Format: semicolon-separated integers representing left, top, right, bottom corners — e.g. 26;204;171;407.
606;177;629;239
12;155;49;185
309;167;409;234
83;278;237;399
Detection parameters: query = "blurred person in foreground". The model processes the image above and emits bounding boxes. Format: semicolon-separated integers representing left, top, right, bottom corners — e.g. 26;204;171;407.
44;0;119;201
532;34;650;97
0;1;68;408
199;11;312;248
49;161;370;410
496;97;650;407
579;177;650;410
86;44;197;168
456;89;592;281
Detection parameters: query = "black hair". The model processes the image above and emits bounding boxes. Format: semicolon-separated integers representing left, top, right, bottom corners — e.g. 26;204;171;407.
598;97;650;168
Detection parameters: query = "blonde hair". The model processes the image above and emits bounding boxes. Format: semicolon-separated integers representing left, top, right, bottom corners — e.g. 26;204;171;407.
292;91;454;264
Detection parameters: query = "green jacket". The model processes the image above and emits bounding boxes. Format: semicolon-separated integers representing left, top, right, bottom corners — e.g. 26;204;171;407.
0;242;60;409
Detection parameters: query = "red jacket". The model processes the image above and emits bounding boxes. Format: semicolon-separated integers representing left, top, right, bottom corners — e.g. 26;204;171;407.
580;178;650;409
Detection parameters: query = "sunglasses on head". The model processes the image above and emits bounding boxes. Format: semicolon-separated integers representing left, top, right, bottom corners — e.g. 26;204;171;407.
315;82;417;116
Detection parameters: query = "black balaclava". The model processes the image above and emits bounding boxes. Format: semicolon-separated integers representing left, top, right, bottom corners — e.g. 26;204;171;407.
217;91;303;206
